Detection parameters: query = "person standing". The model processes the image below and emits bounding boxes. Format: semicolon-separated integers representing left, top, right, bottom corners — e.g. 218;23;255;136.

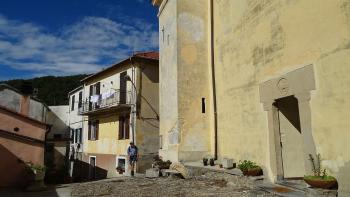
127;142;139;176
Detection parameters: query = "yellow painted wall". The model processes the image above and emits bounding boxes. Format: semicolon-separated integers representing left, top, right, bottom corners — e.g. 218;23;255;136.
136;63;159;155
86;114;130;155
82;59;159;173
82;64;134;155
213;0;350;195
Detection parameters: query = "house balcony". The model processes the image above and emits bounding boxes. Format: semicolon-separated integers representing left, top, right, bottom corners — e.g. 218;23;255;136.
79;90;132;115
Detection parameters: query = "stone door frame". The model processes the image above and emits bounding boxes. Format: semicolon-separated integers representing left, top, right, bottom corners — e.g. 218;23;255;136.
259;65;317;181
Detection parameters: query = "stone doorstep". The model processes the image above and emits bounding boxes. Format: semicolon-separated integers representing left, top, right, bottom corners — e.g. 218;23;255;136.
257;182;307;197
258;181;338;197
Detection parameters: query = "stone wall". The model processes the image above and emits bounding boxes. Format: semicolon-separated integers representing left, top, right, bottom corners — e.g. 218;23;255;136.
213;0;350;195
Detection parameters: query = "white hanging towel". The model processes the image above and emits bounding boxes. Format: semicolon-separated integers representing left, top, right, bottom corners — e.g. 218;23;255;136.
101;90;116;99
101;92;109;100
90;95;99;103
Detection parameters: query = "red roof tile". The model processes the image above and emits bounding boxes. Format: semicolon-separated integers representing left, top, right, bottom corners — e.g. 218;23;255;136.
134;51;159;60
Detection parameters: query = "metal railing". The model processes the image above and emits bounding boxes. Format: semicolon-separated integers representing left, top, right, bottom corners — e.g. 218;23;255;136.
79;90;132;114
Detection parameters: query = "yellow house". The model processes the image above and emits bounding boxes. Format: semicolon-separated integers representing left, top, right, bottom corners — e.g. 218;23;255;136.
78;52;159;180
153;0;350;196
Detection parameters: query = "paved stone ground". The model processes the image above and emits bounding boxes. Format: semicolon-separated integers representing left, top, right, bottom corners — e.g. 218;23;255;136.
0;184;72;197
71;172;278;197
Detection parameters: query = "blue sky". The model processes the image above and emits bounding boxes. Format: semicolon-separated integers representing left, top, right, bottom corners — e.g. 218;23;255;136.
0;0;159;81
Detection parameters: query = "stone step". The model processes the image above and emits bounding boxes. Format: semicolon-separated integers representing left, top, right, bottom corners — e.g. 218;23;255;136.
257;182;307;197
161;169;181;177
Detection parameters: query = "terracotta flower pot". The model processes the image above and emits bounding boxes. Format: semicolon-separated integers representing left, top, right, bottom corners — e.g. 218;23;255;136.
304;177;338;189
242;167;263;176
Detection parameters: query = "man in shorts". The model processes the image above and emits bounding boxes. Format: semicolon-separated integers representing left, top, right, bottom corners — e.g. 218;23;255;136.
127;142;139;176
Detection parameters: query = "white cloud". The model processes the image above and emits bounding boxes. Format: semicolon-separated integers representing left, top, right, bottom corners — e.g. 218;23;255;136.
0;14;158;77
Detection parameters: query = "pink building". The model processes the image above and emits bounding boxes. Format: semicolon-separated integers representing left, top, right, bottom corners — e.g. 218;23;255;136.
0;84;50;187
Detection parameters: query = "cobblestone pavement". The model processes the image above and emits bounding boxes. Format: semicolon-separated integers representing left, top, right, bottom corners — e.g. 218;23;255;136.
71;172;278;197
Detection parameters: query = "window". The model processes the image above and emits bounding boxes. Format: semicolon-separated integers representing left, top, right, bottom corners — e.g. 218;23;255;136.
118;115;130;140
71;95;75;111
78;92;82;108
78;128;82;143
89;82;101;110
116;157;126;174
74;128;82;144
88;120;99;141
202;98;206;113
119;72;127;104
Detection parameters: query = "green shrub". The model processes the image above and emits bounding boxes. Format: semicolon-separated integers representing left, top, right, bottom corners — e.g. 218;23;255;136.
306;154;334;180
26;162;46;174
238;160;259;171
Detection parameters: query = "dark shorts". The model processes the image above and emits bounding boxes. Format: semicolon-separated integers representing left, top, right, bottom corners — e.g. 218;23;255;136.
129;156;137;165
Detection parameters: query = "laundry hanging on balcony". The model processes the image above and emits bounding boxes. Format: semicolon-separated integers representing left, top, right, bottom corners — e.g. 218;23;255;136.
90;95;100;103
101;90;115;100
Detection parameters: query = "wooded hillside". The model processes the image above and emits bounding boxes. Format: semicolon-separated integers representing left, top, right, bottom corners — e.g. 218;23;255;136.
0;74;89;106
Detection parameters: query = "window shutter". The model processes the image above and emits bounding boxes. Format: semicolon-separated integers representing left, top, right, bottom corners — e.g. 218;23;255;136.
88;121;91;140
78;92;82;108
96;82;101;95
95;120;99;140
71;95;75;111
118;117;123;139
125;115;130;139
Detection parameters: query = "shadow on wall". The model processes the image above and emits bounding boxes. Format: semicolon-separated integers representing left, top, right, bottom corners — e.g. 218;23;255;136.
71;160;108;182
274;96;301;132
45;143;70;184
337;161;350;196
0;144;34;188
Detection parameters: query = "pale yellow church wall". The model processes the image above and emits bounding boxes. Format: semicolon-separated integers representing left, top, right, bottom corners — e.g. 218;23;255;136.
214;0;350;195
177;0;212;161
158;0;180;161
158;0;213;162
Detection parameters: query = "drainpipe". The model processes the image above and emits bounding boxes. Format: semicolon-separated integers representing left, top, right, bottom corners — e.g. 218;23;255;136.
129;57;137;145
210;0;218;160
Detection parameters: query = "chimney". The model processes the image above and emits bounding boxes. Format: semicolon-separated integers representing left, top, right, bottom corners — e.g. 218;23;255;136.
20;95;30;116
20;81;33;116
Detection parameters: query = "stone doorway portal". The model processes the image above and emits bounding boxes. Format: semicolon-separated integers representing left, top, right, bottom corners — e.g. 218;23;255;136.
259;65;317;181
275;96;305;178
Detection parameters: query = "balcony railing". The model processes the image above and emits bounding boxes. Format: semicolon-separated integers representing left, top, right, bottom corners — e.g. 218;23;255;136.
79;90;132;114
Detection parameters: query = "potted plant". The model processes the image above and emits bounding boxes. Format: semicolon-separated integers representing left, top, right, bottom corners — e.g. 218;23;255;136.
26;163;46;181
25;162;46;191
203;158;208;166
238;160;263;176
209;158;215;166
116;166;124;174
303;154;338;189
